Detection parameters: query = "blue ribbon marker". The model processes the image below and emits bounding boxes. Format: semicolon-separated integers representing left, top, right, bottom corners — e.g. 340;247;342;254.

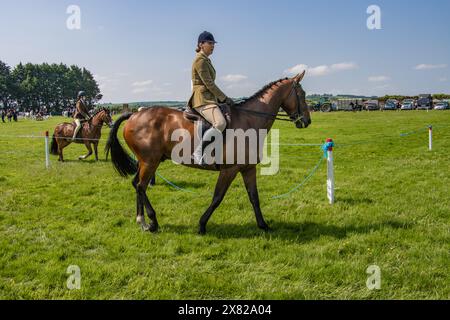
322;140;334;158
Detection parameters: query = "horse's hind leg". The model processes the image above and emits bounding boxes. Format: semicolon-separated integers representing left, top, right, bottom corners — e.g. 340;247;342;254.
199;166;239;235
57;139;67;162
132;167;150;231
137;162;160;233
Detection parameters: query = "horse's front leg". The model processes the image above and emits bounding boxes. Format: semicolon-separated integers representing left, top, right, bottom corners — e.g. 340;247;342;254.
93;143;99;161
199;166;240;235
79;142;93;160
241;166;270;231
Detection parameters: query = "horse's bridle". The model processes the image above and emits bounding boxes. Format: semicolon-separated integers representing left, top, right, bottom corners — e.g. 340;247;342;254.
285;82;305;127
234;81;306;125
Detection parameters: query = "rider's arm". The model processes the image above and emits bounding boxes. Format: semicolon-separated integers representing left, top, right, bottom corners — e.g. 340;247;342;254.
195;59;227;103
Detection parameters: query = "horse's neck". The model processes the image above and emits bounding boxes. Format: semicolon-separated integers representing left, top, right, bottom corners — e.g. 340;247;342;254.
90;114;103;128
237;83;288;131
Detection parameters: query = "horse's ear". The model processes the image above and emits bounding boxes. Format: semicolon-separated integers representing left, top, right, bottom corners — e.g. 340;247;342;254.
293;70;306;84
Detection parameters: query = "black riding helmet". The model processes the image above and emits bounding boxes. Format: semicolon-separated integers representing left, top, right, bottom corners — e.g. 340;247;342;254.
198;31;217;44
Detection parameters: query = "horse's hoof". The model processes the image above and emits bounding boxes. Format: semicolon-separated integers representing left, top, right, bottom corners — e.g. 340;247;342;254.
149;223;159;233
259;224;271;232
198;226;207;235
141;224;151;232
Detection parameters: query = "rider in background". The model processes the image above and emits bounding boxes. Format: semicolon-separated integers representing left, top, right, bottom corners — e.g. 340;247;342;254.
188;31;235;165
72;91;90;141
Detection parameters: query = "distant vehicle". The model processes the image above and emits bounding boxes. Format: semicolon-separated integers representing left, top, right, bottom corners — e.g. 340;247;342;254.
434;101;449;110
364;100;379;111
334;99;364;111
401;99;415;110
309;97;334;112
416;94;433;110
383;99;398;110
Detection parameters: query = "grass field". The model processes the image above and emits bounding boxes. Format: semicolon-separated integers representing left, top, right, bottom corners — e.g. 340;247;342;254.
0;110;449;299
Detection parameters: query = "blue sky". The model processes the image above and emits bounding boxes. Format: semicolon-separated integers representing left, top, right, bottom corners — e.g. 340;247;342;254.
1;0;449;102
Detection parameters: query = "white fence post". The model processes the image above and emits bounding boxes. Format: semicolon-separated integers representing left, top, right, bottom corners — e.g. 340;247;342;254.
45;131;50;168
326;138;335;204
429;126;432;151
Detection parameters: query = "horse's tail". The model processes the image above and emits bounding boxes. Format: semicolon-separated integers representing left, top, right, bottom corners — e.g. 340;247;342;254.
50;134;58;155
105;112;137;177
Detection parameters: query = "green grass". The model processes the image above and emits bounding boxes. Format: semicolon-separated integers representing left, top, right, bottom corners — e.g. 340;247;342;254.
0;110;449;299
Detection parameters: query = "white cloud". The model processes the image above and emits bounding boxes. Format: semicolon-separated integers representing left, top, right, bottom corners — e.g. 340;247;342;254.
132;80;153;87
414;64;447;70
331;62;358;71
368;76;390;82
221;74;248;83
439;77;448;82
372;84;390;90
132;87;149;94
284;62;357;77
285;64;309;75
94;74;109;82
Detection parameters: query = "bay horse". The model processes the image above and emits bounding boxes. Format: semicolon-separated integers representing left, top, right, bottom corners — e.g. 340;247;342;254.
50;108;113;162
106;72;311;234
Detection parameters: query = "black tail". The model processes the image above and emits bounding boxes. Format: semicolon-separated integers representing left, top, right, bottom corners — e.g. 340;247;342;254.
50;134;58;155
105;112;137;177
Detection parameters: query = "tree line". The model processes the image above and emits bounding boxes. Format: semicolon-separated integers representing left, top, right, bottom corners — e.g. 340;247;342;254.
0;60;100;113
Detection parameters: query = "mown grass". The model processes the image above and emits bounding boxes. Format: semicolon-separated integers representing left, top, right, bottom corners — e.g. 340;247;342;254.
0;110;449;299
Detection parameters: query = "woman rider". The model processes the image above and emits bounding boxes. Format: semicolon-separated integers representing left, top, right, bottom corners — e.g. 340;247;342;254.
72;91;90;141
188;31;235;165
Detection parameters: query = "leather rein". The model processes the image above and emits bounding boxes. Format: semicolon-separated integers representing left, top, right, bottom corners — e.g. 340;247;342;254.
233;82;305;124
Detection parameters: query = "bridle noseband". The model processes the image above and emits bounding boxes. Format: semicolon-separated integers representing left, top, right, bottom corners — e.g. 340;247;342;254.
285;82;305;127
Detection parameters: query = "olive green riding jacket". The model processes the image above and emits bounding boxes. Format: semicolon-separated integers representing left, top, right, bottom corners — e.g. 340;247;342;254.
188;51;227;109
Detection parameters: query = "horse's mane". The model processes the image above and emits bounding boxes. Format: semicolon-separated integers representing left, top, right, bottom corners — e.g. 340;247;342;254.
92;107;108;117
235;77;290;106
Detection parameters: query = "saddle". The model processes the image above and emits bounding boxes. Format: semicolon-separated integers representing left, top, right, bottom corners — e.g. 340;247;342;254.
71;120;89;139
183;104;232;135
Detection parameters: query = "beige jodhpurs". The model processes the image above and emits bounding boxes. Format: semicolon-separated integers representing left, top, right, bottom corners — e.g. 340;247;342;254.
195;104;227;132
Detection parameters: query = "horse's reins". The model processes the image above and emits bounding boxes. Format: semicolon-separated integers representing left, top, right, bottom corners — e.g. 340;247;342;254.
232;82;305;125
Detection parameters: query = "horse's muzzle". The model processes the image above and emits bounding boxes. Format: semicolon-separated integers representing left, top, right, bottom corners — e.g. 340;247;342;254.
295;117;310;129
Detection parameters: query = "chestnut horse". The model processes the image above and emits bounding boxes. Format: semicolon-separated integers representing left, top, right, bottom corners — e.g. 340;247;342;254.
106;72;311;234
50;108;113;162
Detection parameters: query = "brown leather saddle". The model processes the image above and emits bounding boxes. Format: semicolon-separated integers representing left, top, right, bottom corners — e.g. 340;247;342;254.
71;120;89;140
183;104;232;137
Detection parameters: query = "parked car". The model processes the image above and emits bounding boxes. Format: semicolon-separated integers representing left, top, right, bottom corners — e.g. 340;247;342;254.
364;100;379;111
416;94;433;110
434;101;450;110
383;99;398;110
401;99;415;110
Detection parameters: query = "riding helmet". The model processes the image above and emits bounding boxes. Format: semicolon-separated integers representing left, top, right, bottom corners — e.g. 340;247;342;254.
198;31;217;44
